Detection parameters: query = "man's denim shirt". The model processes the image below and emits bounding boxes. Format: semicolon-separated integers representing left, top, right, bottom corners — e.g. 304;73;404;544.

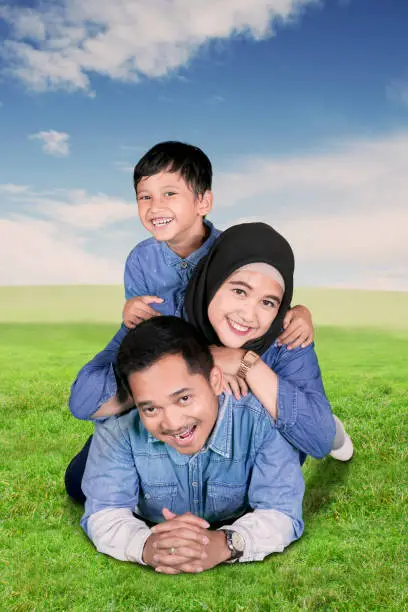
81;392;305;540
70;325;335;460
124;219;221;315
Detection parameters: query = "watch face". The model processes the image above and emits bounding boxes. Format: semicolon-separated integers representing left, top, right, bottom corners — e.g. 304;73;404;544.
231;531;245;552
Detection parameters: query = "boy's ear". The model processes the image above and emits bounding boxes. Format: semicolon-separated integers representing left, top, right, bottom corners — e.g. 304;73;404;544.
209;365;224;396
196;190;213;217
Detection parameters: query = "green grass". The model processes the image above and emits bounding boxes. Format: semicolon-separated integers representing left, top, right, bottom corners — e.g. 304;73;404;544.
1;324;407;611
1;285;408;329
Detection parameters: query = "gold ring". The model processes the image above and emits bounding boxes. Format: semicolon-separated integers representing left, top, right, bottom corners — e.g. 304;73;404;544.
169;547;176;555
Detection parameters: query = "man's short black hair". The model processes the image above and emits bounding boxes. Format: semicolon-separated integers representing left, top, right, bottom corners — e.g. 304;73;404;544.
117;317;214;391
133;141;212;197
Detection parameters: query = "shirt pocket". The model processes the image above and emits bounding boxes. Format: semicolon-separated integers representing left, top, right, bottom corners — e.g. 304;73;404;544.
207;482;247;521
140;483;178;515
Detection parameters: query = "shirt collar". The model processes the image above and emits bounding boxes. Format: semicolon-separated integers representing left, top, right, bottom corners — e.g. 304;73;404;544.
147;392;232;460
160;220;219;267
205;393;232;458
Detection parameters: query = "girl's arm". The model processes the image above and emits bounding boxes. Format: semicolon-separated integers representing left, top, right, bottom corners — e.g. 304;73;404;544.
210;344;335;459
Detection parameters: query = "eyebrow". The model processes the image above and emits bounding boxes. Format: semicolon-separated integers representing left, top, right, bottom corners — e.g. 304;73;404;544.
136;387;192;409
228;280;282;304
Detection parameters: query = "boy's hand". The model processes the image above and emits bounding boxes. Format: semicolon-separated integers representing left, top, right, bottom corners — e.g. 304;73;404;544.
278;305;314;350
123;296;164;328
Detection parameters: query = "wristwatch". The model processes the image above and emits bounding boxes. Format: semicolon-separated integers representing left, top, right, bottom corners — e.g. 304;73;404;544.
221;529;245;561
237;350;259;380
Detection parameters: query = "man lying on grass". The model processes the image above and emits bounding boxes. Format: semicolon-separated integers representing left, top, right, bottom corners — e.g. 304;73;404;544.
81;316;305;574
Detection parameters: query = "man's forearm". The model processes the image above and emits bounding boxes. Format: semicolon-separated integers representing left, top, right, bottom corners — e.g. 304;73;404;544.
85;508;151;564
223;508;301;563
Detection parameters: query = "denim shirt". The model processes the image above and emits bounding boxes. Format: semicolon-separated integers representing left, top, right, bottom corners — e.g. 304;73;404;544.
81;393;305;537
69;325;335;459
124;219;221;316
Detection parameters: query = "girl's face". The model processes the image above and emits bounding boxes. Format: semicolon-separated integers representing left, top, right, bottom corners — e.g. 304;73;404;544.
207;268;284;348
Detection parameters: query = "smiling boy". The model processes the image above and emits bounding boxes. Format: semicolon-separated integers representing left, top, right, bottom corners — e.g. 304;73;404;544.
122;141;313;347
80;317;305;574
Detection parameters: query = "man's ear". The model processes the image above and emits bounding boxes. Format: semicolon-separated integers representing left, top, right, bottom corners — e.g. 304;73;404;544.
209;365;224;396
196;190;213;217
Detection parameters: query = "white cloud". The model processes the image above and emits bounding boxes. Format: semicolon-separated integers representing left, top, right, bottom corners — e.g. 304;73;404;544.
41;192;136;229
29;130;71;157
217;131;408;290
114;161;134;174
0;183;30;194
1;131;408;290
4;187;136;229
0;0;320;92
0;216;122;285
386;80;408;109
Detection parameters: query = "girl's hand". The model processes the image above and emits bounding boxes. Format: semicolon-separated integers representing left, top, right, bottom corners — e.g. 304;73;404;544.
222;373;248;400
278;305;314;350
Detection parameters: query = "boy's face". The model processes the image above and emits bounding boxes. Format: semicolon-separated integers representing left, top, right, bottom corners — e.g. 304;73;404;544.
128;353;223;455
136;171;212;246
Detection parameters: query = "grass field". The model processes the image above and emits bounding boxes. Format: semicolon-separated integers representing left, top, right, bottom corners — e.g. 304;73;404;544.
1;322;407;611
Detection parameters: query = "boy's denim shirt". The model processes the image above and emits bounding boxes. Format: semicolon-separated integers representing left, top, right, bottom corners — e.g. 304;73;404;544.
124;219;221;316
81;392;305;538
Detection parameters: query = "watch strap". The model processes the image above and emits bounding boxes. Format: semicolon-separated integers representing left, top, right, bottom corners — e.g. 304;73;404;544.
221;529;244;561
237;350;260;380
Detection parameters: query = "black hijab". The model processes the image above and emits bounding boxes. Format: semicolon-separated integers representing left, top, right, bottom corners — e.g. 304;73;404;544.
184;222;294;355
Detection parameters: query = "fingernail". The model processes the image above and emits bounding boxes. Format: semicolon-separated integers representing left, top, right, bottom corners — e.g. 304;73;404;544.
202;536;209;544
195;567;203;573
155;567;162;573
153;554;159;561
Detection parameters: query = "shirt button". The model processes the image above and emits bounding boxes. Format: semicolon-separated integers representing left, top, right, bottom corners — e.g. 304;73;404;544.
144;493;151;500
192;482;198;487
180;261;188;269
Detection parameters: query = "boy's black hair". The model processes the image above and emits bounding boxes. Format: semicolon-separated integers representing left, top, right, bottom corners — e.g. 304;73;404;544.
117;316;214;392
133;141;212;197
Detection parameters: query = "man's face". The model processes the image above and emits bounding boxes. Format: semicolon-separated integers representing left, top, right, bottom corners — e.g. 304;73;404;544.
136;170;211;247
128;354;222;455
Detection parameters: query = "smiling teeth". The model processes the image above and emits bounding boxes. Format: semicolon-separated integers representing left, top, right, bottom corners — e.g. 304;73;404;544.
152;218;173;227
174;426;194;439
228;319;250;332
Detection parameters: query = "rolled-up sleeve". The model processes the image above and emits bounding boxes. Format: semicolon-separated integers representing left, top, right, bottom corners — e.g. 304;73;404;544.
80;416;151;564
223;418;304;562
264;343;336;458
69;325;129;421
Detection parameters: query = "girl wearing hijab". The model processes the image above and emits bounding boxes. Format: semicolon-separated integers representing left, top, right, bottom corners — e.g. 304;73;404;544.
184;222;353;462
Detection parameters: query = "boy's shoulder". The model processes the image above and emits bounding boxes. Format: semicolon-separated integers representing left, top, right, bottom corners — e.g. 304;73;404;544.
125;236;161;263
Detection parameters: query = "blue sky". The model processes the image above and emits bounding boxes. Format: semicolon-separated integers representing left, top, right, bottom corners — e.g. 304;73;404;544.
1;0;407;289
